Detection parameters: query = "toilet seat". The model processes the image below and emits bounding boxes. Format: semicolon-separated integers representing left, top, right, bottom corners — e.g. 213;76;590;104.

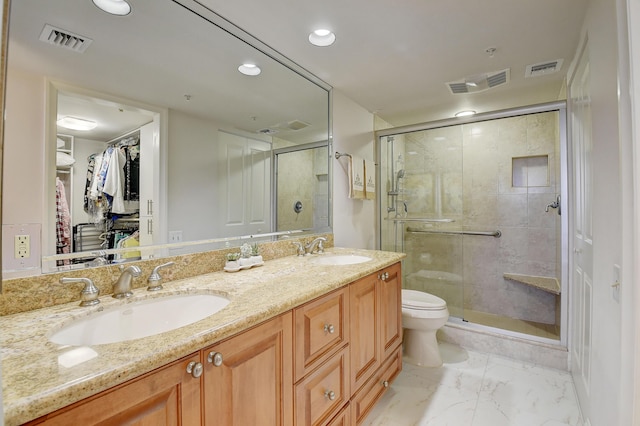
402;289;447;311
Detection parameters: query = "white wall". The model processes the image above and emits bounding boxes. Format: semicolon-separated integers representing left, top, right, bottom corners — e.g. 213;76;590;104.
2;69;45;225
167;110;220;242
332;90;376;249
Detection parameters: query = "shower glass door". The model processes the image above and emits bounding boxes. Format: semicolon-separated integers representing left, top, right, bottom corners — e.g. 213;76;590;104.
379;108;564;341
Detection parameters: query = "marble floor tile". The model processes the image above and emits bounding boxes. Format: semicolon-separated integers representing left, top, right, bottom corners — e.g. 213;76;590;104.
363;344;582;426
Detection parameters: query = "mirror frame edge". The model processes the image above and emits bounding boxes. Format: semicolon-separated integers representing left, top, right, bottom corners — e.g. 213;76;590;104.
0;0;10;292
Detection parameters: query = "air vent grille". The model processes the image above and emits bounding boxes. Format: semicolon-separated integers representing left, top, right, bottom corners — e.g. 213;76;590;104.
446;69;510;95
525;59;564;77
39;24;93;53
448;82;469;94
487;70;507;87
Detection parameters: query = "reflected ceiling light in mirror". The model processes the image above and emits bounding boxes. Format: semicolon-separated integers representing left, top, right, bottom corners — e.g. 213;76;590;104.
57;116;98;131
93;0;131;16
309;29;336;47
238;63;261;76
455;110;476;117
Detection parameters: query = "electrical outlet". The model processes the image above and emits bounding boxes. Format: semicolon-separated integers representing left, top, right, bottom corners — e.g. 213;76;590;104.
169;231;183;243
14;234;30;259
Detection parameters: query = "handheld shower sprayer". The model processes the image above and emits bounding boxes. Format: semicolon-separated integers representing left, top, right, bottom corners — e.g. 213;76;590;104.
395;169;405;192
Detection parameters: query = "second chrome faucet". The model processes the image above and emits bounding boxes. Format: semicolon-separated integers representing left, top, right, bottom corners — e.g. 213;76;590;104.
293;237;327;256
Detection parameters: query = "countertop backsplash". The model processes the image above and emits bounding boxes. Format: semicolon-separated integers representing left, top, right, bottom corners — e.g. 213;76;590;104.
0;233;334;316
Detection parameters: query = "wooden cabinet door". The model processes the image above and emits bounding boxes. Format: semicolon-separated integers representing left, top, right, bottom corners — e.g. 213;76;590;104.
202;312;293;426
294;346;350;426
351;347;402;426
29;353;202;426
294;287;349;381
379;263;402;360
349;273;380;393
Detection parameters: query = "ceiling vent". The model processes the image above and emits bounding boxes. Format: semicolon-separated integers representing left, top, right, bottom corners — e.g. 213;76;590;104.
525;59;564;78
446;69;510;94
282;120;310;131
39;24;93;53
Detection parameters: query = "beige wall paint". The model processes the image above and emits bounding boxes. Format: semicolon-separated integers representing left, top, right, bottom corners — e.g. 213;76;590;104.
332;89;376;249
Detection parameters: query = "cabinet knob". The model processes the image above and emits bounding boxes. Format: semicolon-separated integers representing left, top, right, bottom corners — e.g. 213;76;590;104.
382;380;389;388
324;324;335;334
186;361;203;378
324;390;336;401
207;351;224;367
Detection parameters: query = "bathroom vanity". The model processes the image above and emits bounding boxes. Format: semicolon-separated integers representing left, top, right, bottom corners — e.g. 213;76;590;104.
1;248;404;425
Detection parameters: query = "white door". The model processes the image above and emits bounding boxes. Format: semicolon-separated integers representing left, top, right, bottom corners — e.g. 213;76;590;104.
218;131;271;237
569;43;593;420
138;120;160;249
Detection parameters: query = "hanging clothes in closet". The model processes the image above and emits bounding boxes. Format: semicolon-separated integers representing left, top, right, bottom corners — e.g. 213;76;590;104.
83;135;140;228
55;177;71;264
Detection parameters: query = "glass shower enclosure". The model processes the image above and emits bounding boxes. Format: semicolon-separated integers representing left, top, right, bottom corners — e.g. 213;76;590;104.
378;103;567;343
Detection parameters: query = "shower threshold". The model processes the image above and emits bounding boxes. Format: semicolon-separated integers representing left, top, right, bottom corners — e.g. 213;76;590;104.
460;309;560;341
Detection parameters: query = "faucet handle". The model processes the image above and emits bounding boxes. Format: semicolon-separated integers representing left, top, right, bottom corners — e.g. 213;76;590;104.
292;242;305;256
316;239;326;254
147;261;175;291
60;277;100;307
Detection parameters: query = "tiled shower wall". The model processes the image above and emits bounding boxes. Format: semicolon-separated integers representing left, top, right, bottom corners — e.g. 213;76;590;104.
398;112;560;325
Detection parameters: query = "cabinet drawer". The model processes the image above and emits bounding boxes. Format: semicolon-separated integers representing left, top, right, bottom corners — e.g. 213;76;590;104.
295;346;350;426
326;403;350;426
295;287;350;380
351;347;402;425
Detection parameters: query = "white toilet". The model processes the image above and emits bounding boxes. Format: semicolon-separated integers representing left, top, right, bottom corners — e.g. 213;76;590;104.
401;289;449;367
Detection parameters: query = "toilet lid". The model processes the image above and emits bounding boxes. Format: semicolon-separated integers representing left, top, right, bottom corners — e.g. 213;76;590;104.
402;289;447;310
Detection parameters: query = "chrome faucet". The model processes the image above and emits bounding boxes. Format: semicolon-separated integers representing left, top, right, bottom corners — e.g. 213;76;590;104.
147;261;175;291
305;237;327;255
113;265;141;298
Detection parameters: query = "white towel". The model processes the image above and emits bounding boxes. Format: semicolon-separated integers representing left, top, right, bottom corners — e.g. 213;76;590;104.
349;155;365;199
364;159;376;200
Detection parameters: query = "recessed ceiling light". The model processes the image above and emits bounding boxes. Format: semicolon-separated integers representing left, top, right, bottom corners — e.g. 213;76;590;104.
92;0;131;16
57;116;98;131
309;29;336;47
455;110;476;118
238;63;261;76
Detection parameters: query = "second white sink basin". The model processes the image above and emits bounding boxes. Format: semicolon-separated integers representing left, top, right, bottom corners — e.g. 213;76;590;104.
50;293;230;346
309;254;372;266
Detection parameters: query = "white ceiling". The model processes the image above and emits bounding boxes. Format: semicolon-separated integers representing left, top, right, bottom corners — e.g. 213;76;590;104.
199;0;588;126
9;0;589;140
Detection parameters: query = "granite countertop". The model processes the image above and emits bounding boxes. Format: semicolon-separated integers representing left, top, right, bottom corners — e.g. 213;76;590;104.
1;247;405;426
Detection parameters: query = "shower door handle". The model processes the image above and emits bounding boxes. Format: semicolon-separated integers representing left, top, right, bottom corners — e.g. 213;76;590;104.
545;195;561;215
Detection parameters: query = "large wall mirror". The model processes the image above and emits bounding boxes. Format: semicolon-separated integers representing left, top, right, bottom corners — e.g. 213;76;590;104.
2;0;332;276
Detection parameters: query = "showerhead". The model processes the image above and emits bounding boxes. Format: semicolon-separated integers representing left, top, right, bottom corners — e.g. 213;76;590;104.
397;169;405;179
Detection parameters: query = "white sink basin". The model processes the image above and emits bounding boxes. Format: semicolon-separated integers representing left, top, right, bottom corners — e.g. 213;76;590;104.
50;294;230;346
309;255;372;266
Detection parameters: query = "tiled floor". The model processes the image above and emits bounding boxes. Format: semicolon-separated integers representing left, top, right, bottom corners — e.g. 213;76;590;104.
363;343;582;426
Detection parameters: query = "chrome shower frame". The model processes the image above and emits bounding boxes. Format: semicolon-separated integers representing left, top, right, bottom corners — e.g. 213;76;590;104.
374;100;569;347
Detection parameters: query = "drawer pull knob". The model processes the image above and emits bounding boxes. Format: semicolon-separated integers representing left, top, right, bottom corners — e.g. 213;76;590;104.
186;361;203;378
208;351;224;367
382;380;389;388
324;390;336;401
324;324;335;334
